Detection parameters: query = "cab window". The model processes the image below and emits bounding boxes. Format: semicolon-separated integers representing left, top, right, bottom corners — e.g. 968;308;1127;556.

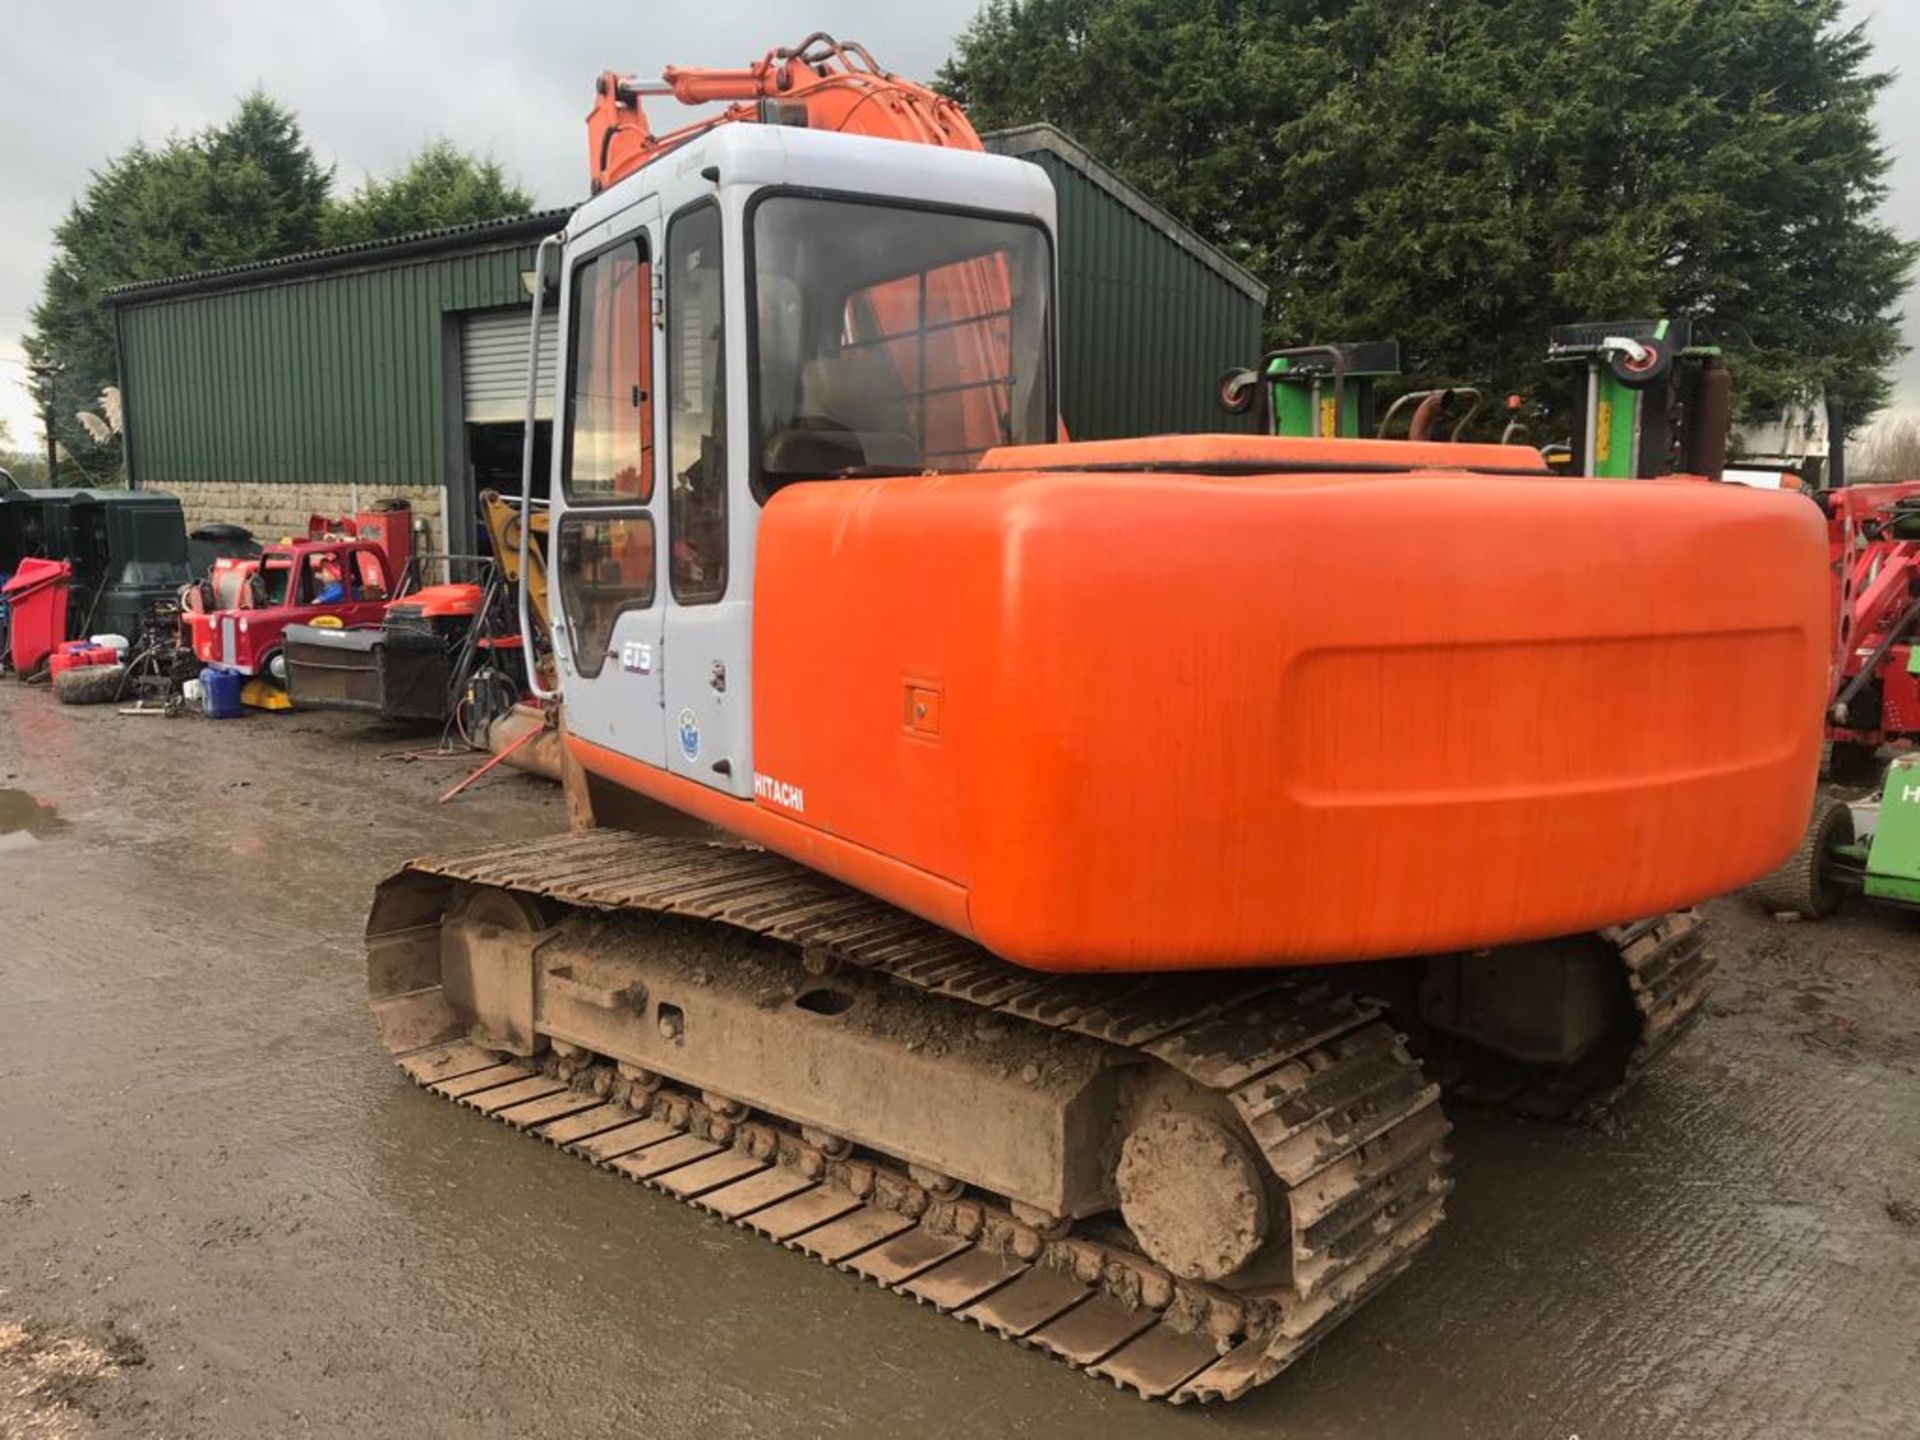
300;552;348;605
565;238;654;503
749;197;1052;491
258;555;295;607
667;203;727;604
841;258;1017;466
558;514;656;677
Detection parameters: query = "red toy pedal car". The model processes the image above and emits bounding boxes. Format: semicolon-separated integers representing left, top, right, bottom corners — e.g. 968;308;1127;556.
183;538;399;682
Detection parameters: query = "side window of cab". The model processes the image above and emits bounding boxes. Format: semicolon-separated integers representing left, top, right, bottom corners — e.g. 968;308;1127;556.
564;238;654;503
559;232;659;675
667;203;727;604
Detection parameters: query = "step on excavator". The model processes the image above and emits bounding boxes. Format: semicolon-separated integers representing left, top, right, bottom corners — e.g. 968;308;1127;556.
364;35;1830;1402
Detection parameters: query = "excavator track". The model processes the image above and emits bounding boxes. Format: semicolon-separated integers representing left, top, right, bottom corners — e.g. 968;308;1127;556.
1600;911;1718;1103
368;830;1453;1402
1425;911;1717;1121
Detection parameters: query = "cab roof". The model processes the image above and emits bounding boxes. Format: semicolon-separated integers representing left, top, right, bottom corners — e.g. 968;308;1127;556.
571;123;1056;237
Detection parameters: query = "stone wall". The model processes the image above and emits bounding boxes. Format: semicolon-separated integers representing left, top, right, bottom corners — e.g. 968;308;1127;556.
151;480;446;563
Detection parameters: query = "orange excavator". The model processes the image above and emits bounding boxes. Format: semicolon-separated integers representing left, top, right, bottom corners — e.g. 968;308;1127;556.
366;36;1829;1402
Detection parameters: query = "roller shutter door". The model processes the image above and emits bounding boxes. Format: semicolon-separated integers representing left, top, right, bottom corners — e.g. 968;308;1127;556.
462;307;558;423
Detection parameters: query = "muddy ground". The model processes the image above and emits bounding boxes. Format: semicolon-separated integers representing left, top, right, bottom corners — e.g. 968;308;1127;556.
0;685;1915;1440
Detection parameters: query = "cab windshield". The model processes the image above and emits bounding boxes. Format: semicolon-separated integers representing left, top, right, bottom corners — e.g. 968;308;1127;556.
751;196;1052;490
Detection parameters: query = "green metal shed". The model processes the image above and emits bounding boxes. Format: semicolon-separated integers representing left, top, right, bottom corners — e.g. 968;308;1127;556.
107;209;570;555
982;125;1268;438
106;130;1265;555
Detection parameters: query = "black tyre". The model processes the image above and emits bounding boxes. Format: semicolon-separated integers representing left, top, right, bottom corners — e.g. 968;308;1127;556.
1216;367;1259;415
1748;797;1854;919
53;663;128;706
1607;338;1673;390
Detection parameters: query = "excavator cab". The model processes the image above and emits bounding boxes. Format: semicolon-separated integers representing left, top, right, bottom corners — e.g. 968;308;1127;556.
541;123;1058;800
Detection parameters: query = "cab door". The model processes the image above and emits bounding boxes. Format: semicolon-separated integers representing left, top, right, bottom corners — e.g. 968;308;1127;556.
548;216;667;768
660;200;751;795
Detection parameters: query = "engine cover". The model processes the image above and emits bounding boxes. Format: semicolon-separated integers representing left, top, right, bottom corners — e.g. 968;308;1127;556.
736;436;1829;971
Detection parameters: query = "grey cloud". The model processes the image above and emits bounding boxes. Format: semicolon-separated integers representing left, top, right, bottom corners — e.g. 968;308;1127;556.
4;1;1916;449
0;1;983;447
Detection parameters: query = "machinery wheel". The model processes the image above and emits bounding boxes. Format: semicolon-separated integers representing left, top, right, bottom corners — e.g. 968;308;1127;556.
1748;797;1853;919
1607;337;1672;390
1216;367;1259;415
53;663;127;706
447;882;555;934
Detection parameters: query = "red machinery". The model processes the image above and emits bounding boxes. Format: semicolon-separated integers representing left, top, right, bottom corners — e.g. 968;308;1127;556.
283;578;525;726
179;503;414;682
1822;482;1920;780
183;537;399;680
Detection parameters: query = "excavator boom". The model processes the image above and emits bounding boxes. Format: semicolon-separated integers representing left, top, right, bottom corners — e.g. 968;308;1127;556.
588;32;979;194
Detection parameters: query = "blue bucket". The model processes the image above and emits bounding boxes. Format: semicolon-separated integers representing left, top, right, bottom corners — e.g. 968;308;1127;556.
200;666;244;720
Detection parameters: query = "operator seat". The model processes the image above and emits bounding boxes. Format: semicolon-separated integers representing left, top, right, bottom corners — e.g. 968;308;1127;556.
763;348;921;477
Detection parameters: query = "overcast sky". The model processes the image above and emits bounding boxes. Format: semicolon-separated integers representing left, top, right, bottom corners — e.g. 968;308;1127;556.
1;0;1916;455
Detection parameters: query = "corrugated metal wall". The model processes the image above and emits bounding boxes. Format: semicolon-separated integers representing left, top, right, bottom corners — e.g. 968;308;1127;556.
987;136;1266;439
118;243;535;487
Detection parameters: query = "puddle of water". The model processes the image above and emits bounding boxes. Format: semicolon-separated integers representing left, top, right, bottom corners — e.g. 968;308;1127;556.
0;789;63;851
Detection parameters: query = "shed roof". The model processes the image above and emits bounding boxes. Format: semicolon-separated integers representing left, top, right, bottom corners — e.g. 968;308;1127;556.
105;125;1267;311
104;207;574;306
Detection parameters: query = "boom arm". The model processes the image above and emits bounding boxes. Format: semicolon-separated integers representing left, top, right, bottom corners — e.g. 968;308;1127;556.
587;33;980;193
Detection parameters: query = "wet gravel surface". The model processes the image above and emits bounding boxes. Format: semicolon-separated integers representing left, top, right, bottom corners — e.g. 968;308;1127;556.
1;686;1916;1438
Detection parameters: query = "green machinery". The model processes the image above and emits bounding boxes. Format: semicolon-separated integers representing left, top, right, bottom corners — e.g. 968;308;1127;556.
1220;340;1515;445
1215;338;1523;448
1545;319;1731;480
1752;754;1920;918
1216;342;1404;438
1218;322;1733;474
